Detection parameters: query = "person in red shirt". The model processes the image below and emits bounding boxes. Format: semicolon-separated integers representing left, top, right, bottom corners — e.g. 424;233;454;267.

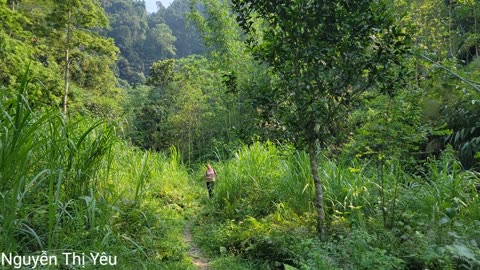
204;163;217;198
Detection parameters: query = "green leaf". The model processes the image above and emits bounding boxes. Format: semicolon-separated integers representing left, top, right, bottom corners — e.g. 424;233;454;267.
445;243;478;261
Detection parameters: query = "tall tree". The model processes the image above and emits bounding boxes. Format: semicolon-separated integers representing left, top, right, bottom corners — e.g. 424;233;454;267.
190;0;270;145
0;0;62;105
47;0;114;116
142;23;176;66
231;0;412;233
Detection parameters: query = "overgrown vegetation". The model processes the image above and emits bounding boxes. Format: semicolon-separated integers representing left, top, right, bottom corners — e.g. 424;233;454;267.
2;0;480;269
193;143;480;269
0;73;203;268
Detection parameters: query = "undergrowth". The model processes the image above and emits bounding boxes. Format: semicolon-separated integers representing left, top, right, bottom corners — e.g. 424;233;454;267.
0;72;202;269
192;142;480;270
2;71;479;270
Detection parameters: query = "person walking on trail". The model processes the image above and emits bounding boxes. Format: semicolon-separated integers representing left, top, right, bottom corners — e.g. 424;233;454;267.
204;163;217;198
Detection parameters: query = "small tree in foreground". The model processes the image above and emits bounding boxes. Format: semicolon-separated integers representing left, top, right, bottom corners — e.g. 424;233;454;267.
231;0;412;234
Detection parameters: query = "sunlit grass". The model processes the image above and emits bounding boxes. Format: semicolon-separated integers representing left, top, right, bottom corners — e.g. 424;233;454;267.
193;141;480;269
0;70;202;268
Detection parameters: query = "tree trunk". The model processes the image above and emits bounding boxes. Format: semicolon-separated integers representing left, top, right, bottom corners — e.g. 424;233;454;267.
62;10;72;116
62;47;70;116
308;138;325;235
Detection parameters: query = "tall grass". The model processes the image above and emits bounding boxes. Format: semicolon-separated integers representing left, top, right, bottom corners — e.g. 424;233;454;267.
278;150;316;214
211;142;300;219
211;142;380;222
0;71;201;269
211;141;379;222
201;141;480;269
106;143;202;268
0;93;49;252
0;71;118;252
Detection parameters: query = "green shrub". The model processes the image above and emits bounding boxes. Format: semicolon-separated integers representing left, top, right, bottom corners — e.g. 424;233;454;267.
193;206;338;269
325;229;405;270
210;256;261;270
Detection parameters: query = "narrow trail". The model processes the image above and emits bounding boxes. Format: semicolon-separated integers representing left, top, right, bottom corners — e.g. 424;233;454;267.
183;223;210;270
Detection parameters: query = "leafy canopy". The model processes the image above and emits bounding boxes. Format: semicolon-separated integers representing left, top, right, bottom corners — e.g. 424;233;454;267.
232;0;412;145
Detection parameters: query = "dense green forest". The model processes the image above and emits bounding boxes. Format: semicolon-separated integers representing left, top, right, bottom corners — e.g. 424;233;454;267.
1;0;479;269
